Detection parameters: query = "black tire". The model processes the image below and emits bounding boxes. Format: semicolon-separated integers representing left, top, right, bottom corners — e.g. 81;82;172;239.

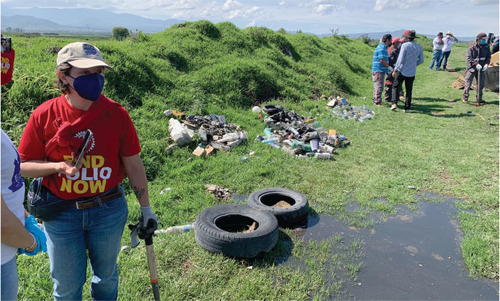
194;204;279;258
248;187;309;228
262;105;283;115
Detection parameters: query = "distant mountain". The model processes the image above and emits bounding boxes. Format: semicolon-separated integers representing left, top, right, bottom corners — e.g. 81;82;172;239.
1;6;184;33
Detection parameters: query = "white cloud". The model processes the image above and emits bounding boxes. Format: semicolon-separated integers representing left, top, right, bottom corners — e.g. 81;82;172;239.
374;0;429;11
223;0;242;11
470;0;497;4
246;19;257;28
279;1;286;5
316;4;333;14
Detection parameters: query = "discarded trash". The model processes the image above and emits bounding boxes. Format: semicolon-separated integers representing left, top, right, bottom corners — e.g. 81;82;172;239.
205;184;232;201
241;156;249;162
169;118;192;146
252;106;261;114
166;112;248;154
155;224;194;234
326;97;375;122
121;245;130;252
160;187;171;195
258;105;351;158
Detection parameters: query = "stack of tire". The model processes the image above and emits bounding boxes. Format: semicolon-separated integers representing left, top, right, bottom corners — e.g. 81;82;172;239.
195;188;309;258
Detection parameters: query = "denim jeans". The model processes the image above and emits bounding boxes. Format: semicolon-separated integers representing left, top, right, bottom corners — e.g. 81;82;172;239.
1;257;18;301
429;50;443;70
441;51;451;70
44;186;128;301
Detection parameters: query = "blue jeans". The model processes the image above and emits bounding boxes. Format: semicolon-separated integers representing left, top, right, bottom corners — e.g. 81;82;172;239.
44;187;128;301
1;257;18;300
429;50;443;70
442;51;451;69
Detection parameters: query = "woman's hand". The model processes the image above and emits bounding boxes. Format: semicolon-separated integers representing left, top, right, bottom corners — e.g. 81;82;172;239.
56;161;78;177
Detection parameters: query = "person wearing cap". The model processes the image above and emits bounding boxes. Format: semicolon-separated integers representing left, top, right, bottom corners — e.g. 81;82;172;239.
17;42;158;300
372;34;393;106
441;31;458;70
429;32;444;71
384;37;402;103
391;30;424;113
463;33;491;106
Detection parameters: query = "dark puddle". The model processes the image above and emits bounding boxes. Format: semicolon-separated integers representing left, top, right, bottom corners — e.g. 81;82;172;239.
294;192;499;300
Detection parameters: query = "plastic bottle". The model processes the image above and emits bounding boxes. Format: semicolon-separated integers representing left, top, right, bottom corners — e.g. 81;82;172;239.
310;139;319;151
264;128;273;137
314;153;333;159
262;138;277;144
301;144;312;152
268;143;281;149
291;140;304;149
155;224;194;234
283;140;293;147
287;127;300;139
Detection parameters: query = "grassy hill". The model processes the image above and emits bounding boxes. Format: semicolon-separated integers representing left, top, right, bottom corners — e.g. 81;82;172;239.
2;21;498;300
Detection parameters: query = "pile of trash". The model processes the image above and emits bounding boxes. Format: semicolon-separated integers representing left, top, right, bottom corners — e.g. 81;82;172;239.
205;184;232;201
326;96;375;122
256;105;350;159
165;110;248;156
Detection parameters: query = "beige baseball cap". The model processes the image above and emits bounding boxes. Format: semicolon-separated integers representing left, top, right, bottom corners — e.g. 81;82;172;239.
57;42;112;69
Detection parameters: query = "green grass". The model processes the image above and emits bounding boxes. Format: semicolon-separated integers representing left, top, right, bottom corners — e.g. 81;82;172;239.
2;22;498;300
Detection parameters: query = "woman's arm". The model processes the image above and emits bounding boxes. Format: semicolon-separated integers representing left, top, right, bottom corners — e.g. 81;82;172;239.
20;160;77;178
1;196;37;250
122;154;150;207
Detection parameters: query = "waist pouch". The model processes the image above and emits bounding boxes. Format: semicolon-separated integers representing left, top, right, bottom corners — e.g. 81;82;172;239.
27;177;73;222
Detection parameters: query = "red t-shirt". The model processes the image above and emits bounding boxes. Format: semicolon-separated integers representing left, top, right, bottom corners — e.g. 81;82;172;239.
1;49;15;85
18;95;141;200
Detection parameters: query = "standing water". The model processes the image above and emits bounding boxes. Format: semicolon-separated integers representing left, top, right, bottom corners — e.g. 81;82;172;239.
293;192;498;300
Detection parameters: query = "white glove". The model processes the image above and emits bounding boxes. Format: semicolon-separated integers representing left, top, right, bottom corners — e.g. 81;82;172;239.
387;66;394;74
483;65;488;71
476;64;482;71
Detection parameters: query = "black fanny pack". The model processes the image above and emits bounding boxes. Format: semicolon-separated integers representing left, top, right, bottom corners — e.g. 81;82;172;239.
27;177;73;222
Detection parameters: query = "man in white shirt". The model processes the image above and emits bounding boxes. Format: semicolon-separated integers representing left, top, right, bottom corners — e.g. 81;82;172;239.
429;32;444;70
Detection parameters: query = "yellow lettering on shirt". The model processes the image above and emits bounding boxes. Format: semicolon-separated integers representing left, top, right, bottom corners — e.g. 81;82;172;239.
73;180;88;194
61;178;72;193
90;180;107;193
92;156;105;168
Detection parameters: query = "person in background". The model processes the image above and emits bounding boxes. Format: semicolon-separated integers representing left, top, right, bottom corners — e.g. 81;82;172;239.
463;32;491;106
441;31;458;71
372;34;393;107
17;42;159;300
491;35;499;54
2;130;48;301
384;37;402;104
429;32;444;70
1;37;47;300
391;30;425;113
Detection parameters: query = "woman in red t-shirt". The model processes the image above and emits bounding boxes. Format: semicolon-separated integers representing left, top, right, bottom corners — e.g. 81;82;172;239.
18;42;158;300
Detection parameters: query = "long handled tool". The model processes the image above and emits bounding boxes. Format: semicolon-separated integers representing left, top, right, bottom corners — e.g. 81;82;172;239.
129;222;160;301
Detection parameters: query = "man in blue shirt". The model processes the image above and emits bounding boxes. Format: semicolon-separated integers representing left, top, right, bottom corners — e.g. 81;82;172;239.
372;34;393;106
391;30;424;113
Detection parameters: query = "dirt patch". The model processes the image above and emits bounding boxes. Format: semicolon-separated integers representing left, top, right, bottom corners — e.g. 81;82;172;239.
272;200;292;208
182;259;194;272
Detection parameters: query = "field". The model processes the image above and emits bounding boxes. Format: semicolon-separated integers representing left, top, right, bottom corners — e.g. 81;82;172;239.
2;21;498;300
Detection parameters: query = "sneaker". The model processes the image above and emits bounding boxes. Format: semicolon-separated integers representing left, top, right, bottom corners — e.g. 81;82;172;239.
375;103;381;107
391;104;397;111
404;109;410;113
462;98;468;103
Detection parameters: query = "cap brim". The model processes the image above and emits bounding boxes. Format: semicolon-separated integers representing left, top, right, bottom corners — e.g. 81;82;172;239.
67;59;113;70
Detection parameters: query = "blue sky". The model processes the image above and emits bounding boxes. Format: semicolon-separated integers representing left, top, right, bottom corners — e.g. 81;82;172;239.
3;0;499;37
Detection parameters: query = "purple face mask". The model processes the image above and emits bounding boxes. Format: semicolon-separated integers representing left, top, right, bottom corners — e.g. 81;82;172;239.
68;73;104;101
